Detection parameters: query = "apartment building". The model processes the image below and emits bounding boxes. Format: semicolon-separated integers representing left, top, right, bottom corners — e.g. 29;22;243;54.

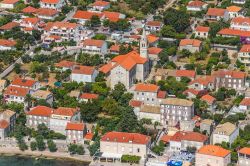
81;39;108;55
71;65;98;83
100;131;151;160
160;98;194;127
169;131;208;151
211;69;246;90
212;122;239;145
0;110;16;140
131;83;166;106
205;8;229;21
238;147;250;166
40;0;65;10
65;122;87;143
238;44;250;68
179;39;202;53
26;106;53;128
196;145;231;166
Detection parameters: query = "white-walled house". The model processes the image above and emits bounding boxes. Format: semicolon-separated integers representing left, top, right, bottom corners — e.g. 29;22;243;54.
227;6;245;19
0;39;16;50
187;1;207;12
4;86;30;103
179;39;202;53
71;65;98;83
65;122;86;143
35;8;59;20
238;44;250;68
11;77;41;91
231;0;246;4
231;17;250;31
0;0;19;9
81;39;108;55
89;1;110;12
195;26;210;38
205;8;229;21
40;0;65;10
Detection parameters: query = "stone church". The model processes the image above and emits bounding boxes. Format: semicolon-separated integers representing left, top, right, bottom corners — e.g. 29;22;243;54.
100;28;150;89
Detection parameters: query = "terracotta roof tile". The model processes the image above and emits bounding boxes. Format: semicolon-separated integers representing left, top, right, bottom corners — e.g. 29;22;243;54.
0;22;19;30
82;39;105;47
4;86;29;97
157;90;167;99
41;0;59;4
195;26;210;32
238;147;250;155
101;131;151;144
227;6;242;12
84;132;94;140
72;65;95;75
103;11;122;22
206;8;226;16
22;6;37;13
218;28;250;37
35;8;58;16
240;98;250;106
161;134;172;143
66;122;85;131
129;100;143;107
22;17;40;25
99;62;113;74
147;34;159;43
146;21;162;27
148;47;162;55
231;17;250;25
1;0;19;4
176;70;196;78
12;78;36;87
73;10;103;20
198;145;231;157
183;88;201;96
134;83;159;92
53;107;78;117
55;60;76;68
0;39;16;47
170;131;208;142
27;106;53;117
0;120;9;129
212;69;246;79
240;44;250;52
189;76;215;86
92;1;110;7
201;94;216;104
188;0;206;7
80;93;99;99
180;39;201;47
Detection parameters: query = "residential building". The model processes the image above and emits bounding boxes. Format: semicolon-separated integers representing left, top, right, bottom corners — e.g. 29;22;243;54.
0;110;16;140
99;29;150;89
89;1;110;12
0;39;16;50
179;39;202;53
11;77;41;91
200;119;214;135
4;86;30;103
65;122;86;143
31;90;54;106
195;145;231;166
212;122;239;145
131;83;166;106
183;88;207;99
217;28;250;40
232;0;246;4
81;39;108;55
200;94;216;112
227;6;245;19
42;21;84;43
35;8;59;20
187;1;207;12
102;11;126;22
239;97;250;112
238;44;250;68
40;0;65;10
20;17;42;31
71;65;98;83
79;93;99;102
0;22;19;33
238;147;250;166
73;10;103;25
22;6;37;14
231;17;250;31
205;8;229;21
195;26;210;38
148;47;163;64
26;106;53;128
160;98;194;127
100;131;151;160
0;80;7;94
55;60;77;71
0;0;19;9
50;107;79;134
175;70;196;81
211;69;246;90
169;131;208;151
188;76;215;91
145;21;163;32
137;105;161;123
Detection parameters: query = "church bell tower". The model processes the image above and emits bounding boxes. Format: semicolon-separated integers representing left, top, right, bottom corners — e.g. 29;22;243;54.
140;27;148;59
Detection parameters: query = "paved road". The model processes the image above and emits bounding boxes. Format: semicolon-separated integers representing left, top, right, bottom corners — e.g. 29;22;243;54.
63;6;77;22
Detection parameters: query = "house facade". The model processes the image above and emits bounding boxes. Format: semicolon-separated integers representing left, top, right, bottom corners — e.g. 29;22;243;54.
238;147;250;166
40;0;65;10
195;26;210;38
81;39;108;55
179;39;202;53
238;44;250;68
231;17;250;31
0;110;16;140
205;8;229;21
65;122;87;143
71;65;98;83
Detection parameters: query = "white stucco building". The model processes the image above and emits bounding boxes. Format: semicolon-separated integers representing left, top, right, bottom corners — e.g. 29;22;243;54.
71;65;98;83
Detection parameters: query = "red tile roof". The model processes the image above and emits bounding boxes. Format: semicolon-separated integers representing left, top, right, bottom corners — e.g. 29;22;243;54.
103;11;122;22
147;34;159;44
183;88;207;96
84;132;94;140
157;90;167;99
240;44;250;53
101;131;151;145
129;100;143;107
170;131;208;143
188;0;206;7
240;98;250;106
146;21;162;27
51;21;77;29
0;22;19;30
99;62;113;74
35;8;58;16
80;93;99;99
227;6;242;12
201;94;216;104
1;0;19;4
195;26;210;32
0;39;16;47
161;134;172;143
22;17;40;25
198;145;231;157
4;86;29;97
73;10;103;20
0;120;9;129
238;147;250;155
189;76;215;86
135;83;159;92
231;17;250;25
41;0;59;4
66;122;85;131
92;1;110;6
206;8;226;16
212;69;246;79
148;47;162;55
82;39;105;47
12;78;36;87
72;65;95;75
176;70;196;78
180;39;201;47
22;6;37;13
53;107;78;116
27;106;53;117
55;60;76;68
218;28;250;38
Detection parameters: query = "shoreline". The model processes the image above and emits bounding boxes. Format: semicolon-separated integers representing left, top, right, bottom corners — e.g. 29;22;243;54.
0;147;92;164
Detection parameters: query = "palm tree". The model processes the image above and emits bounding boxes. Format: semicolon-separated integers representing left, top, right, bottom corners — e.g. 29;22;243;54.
24;94;33;110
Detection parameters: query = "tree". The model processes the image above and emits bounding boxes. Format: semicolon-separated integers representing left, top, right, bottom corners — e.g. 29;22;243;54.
76;145;85;155
102;98;120;115
90;15;101;27
117;107;140;132
110;83;126;101
80;100;101;122
14;63;21;74
160;25;176;38
37;123;50;138
30;141;37;151
36;135;46;151
47;139;57;152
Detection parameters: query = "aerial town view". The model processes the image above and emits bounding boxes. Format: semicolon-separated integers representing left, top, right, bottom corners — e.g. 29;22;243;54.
0;0;250;165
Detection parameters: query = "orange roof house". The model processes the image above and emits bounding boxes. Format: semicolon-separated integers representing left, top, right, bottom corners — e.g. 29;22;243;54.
0;39;16;48
134;83;159;92
180;39;202;47
22;6;37;13
201;94;216;104
82;39;105;48
72;65;96;75
73;10;103;21
218;28;250;38
170;131;208;143
238;147;250;156
0;120;9;129
4;86;30;97
176;70;196;79
148;47;162;55
41;0;60;4
27;106;53;117
66;122;85;131
197;145;231;157
80;93;99;100
11;78;36;88
195;26;210;33
35;8;59;18
206;8;227;17
53;107;78;117
227;6;242;13
239;44;250;53
0;22;19;31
